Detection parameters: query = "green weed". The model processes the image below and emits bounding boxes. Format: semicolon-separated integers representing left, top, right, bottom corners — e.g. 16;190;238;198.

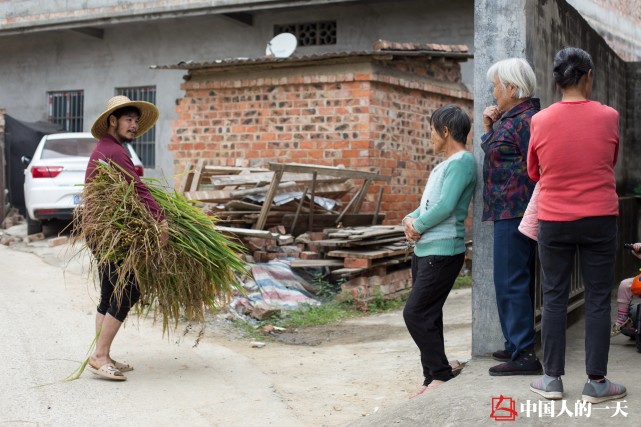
272;302;360;328
453;274;472;289
313;273;343;301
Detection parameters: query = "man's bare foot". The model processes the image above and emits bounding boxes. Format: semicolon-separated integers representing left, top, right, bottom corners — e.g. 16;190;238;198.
88;354;110;369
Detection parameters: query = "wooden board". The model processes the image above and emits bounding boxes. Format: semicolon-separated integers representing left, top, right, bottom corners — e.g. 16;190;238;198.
327;247;408;260
203;165;269;174
282;213;385;235
311;235;405;248
327;225;402;238
329;267;366;276
214;225;278;238
184;189;233;202
288;259;345;268
347;228;404;240
210;172;346;188
269;162;391;182
329;256;412;277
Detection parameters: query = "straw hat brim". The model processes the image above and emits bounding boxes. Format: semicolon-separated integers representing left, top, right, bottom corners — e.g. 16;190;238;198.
91;99;159;139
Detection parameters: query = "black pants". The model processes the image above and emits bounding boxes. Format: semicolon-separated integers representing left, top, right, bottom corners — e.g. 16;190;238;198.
97;261;140;322
403;253;465;383
538;216;616;377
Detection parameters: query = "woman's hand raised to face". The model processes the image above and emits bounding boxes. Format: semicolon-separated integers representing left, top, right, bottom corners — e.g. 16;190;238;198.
482;105;502;132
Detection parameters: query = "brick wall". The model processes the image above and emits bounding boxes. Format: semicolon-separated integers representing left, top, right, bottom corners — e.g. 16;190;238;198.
170;56;472;224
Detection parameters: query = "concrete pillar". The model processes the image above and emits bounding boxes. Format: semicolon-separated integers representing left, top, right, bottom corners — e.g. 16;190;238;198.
471;0;529;356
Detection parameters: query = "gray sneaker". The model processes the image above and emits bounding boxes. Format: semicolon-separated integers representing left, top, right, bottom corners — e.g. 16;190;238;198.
582;379;627;404
530;375;563;400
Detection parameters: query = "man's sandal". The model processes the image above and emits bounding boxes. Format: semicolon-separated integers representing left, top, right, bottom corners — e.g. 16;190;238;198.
88;361;127;381
112;360;133;372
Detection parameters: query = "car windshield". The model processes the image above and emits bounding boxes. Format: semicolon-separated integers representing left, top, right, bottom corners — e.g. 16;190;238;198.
41;137;97;159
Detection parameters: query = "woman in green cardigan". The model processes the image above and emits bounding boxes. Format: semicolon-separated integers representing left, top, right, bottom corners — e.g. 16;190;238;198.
402;104;476;398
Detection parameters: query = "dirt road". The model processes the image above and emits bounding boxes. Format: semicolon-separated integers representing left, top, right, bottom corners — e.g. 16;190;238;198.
0;226;471;426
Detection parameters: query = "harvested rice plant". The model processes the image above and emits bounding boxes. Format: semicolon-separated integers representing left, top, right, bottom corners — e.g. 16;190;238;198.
71;162;248;333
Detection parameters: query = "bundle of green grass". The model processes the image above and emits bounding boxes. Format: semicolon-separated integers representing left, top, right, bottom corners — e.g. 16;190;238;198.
72;162;248;333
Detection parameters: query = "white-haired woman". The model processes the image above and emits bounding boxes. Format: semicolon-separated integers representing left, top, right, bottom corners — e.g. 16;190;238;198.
481;58;542;376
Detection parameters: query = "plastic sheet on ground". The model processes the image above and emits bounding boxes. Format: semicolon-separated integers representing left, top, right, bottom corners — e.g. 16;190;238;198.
229;260;321;321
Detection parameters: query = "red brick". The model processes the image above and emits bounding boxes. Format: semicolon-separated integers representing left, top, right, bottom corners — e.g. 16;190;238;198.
344;257;371;269
307;232;326;241
25;232;45;243
49;236;68;247
300;251;320;260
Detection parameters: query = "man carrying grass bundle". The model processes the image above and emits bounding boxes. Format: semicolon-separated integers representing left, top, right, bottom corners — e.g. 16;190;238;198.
85;95;168;381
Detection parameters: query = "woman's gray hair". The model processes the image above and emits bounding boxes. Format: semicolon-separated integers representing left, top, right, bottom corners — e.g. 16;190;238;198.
486;58;536;99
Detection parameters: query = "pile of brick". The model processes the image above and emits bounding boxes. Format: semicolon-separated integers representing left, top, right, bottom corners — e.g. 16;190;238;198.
1;208;24;245
294;225;412;302
1;208;69;247
2;208;24;229
219;224;413;303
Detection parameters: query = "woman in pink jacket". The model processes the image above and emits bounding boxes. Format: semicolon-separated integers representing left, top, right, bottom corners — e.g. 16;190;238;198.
527;47;626;404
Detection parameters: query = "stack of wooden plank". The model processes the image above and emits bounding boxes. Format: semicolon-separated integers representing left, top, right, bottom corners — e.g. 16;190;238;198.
290;225;413;301
290;225;409;274
181;160;355;230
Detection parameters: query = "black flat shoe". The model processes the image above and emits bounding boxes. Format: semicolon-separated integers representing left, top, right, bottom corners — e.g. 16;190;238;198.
491;349;512;362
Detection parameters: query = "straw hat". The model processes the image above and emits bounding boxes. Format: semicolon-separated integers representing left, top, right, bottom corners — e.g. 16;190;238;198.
91;95;159;139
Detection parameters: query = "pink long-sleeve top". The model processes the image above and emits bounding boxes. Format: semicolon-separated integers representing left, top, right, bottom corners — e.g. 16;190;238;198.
527;100;619;221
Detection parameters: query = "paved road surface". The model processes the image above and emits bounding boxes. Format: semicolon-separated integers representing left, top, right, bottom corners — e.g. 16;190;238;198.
0;243;306;426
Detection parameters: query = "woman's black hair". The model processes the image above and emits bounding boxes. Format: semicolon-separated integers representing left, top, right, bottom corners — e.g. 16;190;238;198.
430;104;471;144
553;47;594;89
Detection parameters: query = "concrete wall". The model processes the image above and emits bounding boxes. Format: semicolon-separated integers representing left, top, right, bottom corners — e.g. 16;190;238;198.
472;0;630;356
0;0;353;32
566;0;641;61
0;0;474;181
0;109;5;221
472;0;529;358
626;62;641;195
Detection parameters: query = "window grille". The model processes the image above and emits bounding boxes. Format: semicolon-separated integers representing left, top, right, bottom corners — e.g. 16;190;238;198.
274;21;337;46
116;86;156;168
48;90;84;132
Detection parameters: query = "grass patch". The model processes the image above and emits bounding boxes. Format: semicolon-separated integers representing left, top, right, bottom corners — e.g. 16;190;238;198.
453;274;472;289
272;302;361;328
231;318;265;340
260;291;408;330
233;273;465;336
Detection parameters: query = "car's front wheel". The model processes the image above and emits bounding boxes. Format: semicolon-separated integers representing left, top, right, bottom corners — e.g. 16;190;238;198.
27;217;43;235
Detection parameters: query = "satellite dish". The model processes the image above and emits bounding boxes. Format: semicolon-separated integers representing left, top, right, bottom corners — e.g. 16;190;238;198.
266;33;297;58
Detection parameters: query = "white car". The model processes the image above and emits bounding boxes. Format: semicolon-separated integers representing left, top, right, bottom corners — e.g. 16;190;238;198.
23;132;144;235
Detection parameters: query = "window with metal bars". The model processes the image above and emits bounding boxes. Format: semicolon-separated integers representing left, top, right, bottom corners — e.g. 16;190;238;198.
274;21;337;46
116;86;157;168
47;90;84;132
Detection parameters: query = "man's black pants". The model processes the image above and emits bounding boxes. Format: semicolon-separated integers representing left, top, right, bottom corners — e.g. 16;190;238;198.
97;260;140;322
